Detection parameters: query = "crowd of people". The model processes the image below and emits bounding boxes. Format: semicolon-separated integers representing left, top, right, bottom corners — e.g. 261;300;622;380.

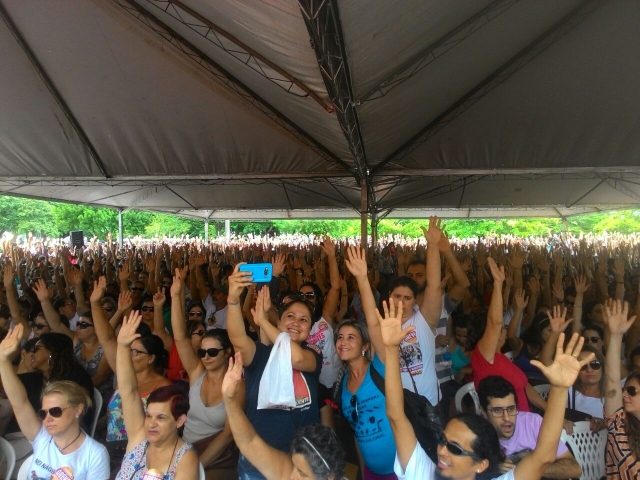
0;220;639;479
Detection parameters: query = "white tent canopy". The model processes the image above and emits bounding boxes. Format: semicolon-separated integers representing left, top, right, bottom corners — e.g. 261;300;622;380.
1;0;639;222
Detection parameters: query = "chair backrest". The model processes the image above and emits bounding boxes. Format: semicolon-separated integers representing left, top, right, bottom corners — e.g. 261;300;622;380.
17;454;33;480
0;437;16;480
454;382;480;414
504;351;514;362
199;462;205;480
90;387;103;438
533;383;550;401
560;421;606;480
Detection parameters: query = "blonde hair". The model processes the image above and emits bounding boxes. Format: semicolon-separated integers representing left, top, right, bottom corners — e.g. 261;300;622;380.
41;381;92;418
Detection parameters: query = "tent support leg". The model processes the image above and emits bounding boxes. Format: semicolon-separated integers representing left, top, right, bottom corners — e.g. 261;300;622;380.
204;220;209;243
118;210;123;248
360;181;368;250
225;220;231;241
371;212;378;251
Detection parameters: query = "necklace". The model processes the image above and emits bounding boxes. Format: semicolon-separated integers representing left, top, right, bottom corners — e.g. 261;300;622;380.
146;436;179;476
55;430;82;453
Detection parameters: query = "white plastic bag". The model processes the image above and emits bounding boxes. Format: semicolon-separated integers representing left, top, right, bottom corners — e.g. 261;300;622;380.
257;332;296;409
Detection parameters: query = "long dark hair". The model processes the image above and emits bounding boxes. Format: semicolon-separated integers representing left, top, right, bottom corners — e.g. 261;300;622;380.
139;334;169;371
519;313;550;354
299;281;324;322
38;333;76;382
625;373;640;460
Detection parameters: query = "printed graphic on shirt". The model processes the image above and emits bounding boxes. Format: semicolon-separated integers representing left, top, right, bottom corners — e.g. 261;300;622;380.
345;393;386;443
32;457;75;480
306;329;328;365
400;330;423;376
292;370;312;409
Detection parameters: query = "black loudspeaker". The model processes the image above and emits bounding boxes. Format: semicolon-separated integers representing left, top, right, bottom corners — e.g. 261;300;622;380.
70;230;84;248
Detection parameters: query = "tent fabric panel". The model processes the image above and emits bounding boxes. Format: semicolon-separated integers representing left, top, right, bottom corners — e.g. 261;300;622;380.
355;1;584;163
133;0;354;164
386;1;640;172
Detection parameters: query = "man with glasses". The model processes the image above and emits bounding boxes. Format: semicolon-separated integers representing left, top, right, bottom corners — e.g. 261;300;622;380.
53;296;78;331
477;376;581;478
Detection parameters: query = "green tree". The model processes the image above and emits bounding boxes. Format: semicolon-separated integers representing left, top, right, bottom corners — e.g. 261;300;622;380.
0;196;59;237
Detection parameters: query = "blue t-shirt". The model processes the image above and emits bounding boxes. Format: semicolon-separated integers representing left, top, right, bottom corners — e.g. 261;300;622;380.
245;341;322;452
341;355;396;474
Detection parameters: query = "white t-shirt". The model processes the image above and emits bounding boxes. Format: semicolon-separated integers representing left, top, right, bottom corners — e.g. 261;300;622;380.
29;426;110;480
202;294;217;323
395;442;515;480
68;313;80;332
207;305;227;330
307;317;340;388
400;306;438;405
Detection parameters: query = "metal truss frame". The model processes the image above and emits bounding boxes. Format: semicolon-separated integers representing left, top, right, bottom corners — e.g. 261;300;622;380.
137;0;329;110
372;0;602;174
112;0;353;174
358;0;519;103
298;0;368;182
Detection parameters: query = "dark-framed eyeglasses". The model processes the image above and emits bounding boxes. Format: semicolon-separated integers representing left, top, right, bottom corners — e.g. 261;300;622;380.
487;405;518;418
584;336;601;344
437;432;481;459
76;321;94;329
350;395;358;423
63;302;75;307
130;348;149;357
102;305;115;313
33;323;48;330
191;329;206;337
581;360;602;371
141;306;154;313
37;406;71;420
197;347;221;358
188;310;204;317
623;385;639;397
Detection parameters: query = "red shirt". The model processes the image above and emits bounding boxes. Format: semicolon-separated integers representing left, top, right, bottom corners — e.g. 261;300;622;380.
166;342;186;381
472;347;530;412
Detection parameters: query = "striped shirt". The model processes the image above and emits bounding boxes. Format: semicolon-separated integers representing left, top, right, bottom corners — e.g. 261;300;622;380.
605;407;640;478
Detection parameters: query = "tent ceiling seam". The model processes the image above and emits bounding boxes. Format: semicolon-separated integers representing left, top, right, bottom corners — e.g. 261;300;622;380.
0;3;111;179
371;0;602;174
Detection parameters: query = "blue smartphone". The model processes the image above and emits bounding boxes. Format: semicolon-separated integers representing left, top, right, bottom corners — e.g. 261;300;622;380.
238;263;273;282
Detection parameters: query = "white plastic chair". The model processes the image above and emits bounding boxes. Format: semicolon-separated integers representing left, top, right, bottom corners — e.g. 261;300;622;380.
560;421;606;480
17;453;33;480
0;437;16;480
199;462;205;480
454;382;480;414
533;383;550;401
90;387;103;438
503;351;514;362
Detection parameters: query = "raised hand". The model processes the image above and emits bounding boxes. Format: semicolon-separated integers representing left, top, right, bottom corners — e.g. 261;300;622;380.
153;288;166;307
531;333;592;388
507;249;524;270
0;325;23;361
319;235;336;258
228;264;252;301
250;286;271;328
528;276;540;297
421;216;443;245
117;310;142;346
574;275;590;295
603;299;636;336
552;283;565;303
547;305;571;333
271;253;286;278
90;276;106;303
344;246;368;278
170;268;184;298
118;262;130;282
437;231;452;253
221;353;244;400
512;288;529;311
377;298;414;347
32;279;51;303
487;257;505;283
2;261;14;288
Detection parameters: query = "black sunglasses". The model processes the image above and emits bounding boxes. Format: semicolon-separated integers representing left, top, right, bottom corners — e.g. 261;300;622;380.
197;348;221;358
76;321;94;329
624;385;639;397
189;311;204;317
584;336;601;344
37;406;71;420
131;287;144;292
299;291;316;299
33;323;48;330
190;329;206;337
141;306;154;312
581;360;602;371
350;395;358;423
437;432;480;458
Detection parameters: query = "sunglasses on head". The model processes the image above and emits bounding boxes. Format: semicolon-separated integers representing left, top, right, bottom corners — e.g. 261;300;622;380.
624;385;639;397
581;360;602;371
189;311;204;317
76;321;94;329
197;347;221;358
141;306;154;312
437;432;480;458
190;329;206;337
37;406;71;420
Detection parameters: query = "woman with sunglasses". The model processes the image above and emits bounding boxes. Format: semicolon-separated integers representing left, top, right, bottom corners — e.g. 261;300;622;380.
32;279;114;401
228;265;322;480
115;311;199;480
603;299;640;478
0;325;109;479
221;353;344;480
380;297;593;480
89;277;171;443
168;268;241;478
